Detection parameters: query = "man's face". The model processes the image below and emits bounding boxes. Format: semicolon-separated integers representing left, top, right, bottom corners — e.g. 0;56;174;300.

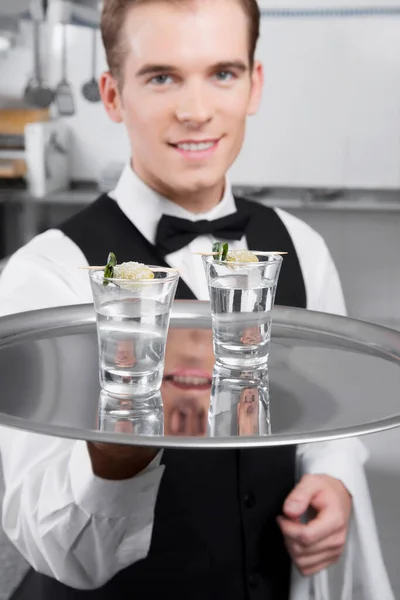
102;0;263;201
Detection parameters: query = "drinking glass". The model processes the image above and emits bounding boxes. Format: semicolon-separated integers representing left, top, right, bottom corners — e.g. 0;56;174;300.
89;267;179;396
202;253;282;368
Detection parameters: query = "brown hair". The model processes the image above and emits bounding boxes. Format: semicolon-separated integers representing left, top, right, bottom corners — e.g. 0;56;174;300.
101;0;260;84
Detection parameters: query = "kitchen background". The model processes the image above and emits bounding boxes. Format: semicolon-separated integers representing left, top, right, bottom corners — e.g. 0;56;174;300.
1;1;400;327
0;0;400;598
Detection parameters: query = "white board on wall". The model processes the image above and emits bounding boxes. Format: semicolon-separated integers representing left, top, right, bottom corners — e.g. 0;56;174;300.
229;10;400;189
257;1;400;9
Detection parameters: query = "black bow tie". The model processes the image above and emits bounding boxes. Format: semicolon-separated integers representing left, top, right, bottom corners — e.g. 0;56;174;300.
155;212;251;256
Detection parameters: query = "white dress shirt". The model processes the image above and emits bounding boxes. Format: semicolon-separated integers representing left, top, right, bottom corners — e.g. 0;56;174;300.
0;165;392;598
109;166;347;312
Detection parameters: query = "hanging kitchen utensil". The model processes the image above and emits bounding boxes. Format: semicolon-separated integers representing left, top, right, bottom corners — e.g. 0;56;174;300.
55;24;75;117
24;19;54;109
82;28;101;103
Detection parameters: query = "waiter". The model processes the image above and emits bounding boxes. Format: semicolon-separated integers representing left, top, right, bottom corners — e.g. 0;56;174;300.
0;0;393;599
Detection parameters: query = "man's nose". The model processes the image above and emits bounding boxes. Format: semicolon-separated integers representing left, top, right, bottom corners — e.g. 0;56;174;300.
186;330;215;363
175;81;213;126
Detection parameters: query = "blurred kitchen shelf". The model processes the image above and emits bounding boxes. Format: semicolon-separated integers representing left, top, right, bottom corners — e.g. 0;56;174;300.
0;181;97;205
0;150;25;159
259;197;400;212
247;187;400;212
1;184;400;211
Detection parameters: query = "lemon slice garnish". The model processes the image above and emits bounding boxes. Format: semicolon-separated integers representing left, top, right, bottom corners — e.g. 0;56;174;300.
112;262;155;290
113;262;155;281
226;250;259;263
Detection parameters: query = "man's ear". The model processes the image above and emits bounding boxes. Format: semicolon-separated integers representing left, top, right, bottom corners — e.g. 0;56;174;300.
247;60;263;116
99;72;124;123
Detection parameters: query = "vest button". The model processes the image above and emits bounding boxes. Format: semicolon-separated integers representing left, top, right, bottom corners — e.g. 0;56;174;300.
244;492;256;509
248;571;260;588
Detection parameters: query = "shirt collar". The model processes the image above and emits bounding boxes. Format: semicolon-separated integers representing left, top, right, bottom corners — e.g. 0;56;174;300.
109;164;237;246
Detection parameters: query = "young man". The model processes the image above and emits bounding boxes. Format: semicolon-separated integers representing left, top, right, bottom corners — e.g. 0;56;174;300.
0;0;393;599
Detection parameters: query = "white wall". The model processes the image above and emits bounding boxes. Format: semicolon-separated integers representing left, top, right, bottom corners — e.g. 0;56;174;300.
1;6;400;187
231;9;400;188
259;0;400;7
280;206;400;327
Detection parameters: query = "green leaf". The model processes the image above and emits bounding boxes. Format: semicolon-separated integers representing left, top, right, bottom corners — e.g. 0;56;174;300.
103;252;117;286
212;242;229;261
212;242;222;258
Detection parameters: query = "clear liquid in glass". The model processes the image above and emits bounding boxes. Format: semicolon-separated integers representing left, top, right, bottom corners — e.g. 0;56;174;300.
97;298;169;395
210;274;276;368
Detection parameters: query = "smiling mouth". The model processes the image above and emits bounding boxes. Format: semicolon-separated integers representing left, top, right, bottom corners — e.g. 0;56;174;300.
169;139;220;152
163;374;212;390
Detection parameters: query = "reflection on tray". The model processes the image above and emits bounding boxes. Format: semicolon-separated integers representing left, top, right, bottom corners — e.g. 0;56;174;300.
98;391;165;436
210;365;271;437
97;366;272;439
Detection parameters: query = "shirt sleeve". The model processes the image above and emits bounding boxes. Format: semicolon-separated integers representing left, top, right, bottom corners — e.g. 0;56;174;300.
311;239;347;317
0;233;165;589
274;208;347;317
296;437;369;498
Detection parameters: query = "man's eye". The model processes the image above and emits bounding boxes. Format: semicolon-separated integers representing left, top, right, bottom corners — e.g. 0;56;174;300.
214;71;234;82
150;74;173;85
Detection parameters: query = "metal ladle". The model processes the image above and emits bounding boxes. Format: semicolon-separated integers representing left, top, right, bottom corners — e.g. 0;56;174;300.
82;28;101;103
55;23;75;117
24;19;54;109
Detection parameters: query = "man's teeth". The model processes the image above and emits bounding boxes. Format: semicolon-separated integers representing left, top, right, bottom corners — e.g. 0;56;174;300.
177;142;215;152
172;375;210;386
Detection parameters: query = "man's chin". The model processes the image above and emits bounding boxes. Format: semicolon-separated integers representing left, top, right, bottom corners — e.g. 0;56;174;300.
168;173;225;196
161;381;211;402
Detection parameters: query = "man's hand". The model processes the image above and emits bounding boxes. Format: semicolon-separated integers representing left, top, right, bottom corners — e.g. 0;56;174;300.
277;474;352;577
88;418;158;481
88;440;158;480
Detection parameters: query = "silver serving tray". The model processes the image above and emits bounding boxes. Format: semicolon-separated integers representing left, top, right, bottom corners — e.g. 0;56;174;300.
0;301;400;449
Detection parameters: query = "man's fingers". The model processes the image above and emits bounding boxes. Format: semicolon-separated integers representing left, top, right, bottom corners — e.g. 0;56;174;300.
288;531;347;558
294;549;341;571
301;510;346;546
300;559;340;577
277;516;304;541
277;511;345;546
283;475;326;519
279;474;352;578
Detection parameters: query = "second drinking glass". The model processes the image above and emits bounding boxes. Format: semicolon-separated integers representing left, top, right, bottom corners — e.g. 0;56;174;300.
202;252;282;369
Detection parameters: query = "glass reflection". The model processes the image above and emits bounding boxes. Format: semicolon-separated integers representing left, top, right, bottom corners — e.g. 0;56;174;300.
98;390;164;436
97;368;271;439
96;329;272;439
209;365;271;437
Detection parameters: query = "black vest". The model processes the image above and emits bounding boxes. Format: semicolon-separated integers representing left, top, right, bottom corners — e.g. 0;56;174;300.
13;195;307;600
